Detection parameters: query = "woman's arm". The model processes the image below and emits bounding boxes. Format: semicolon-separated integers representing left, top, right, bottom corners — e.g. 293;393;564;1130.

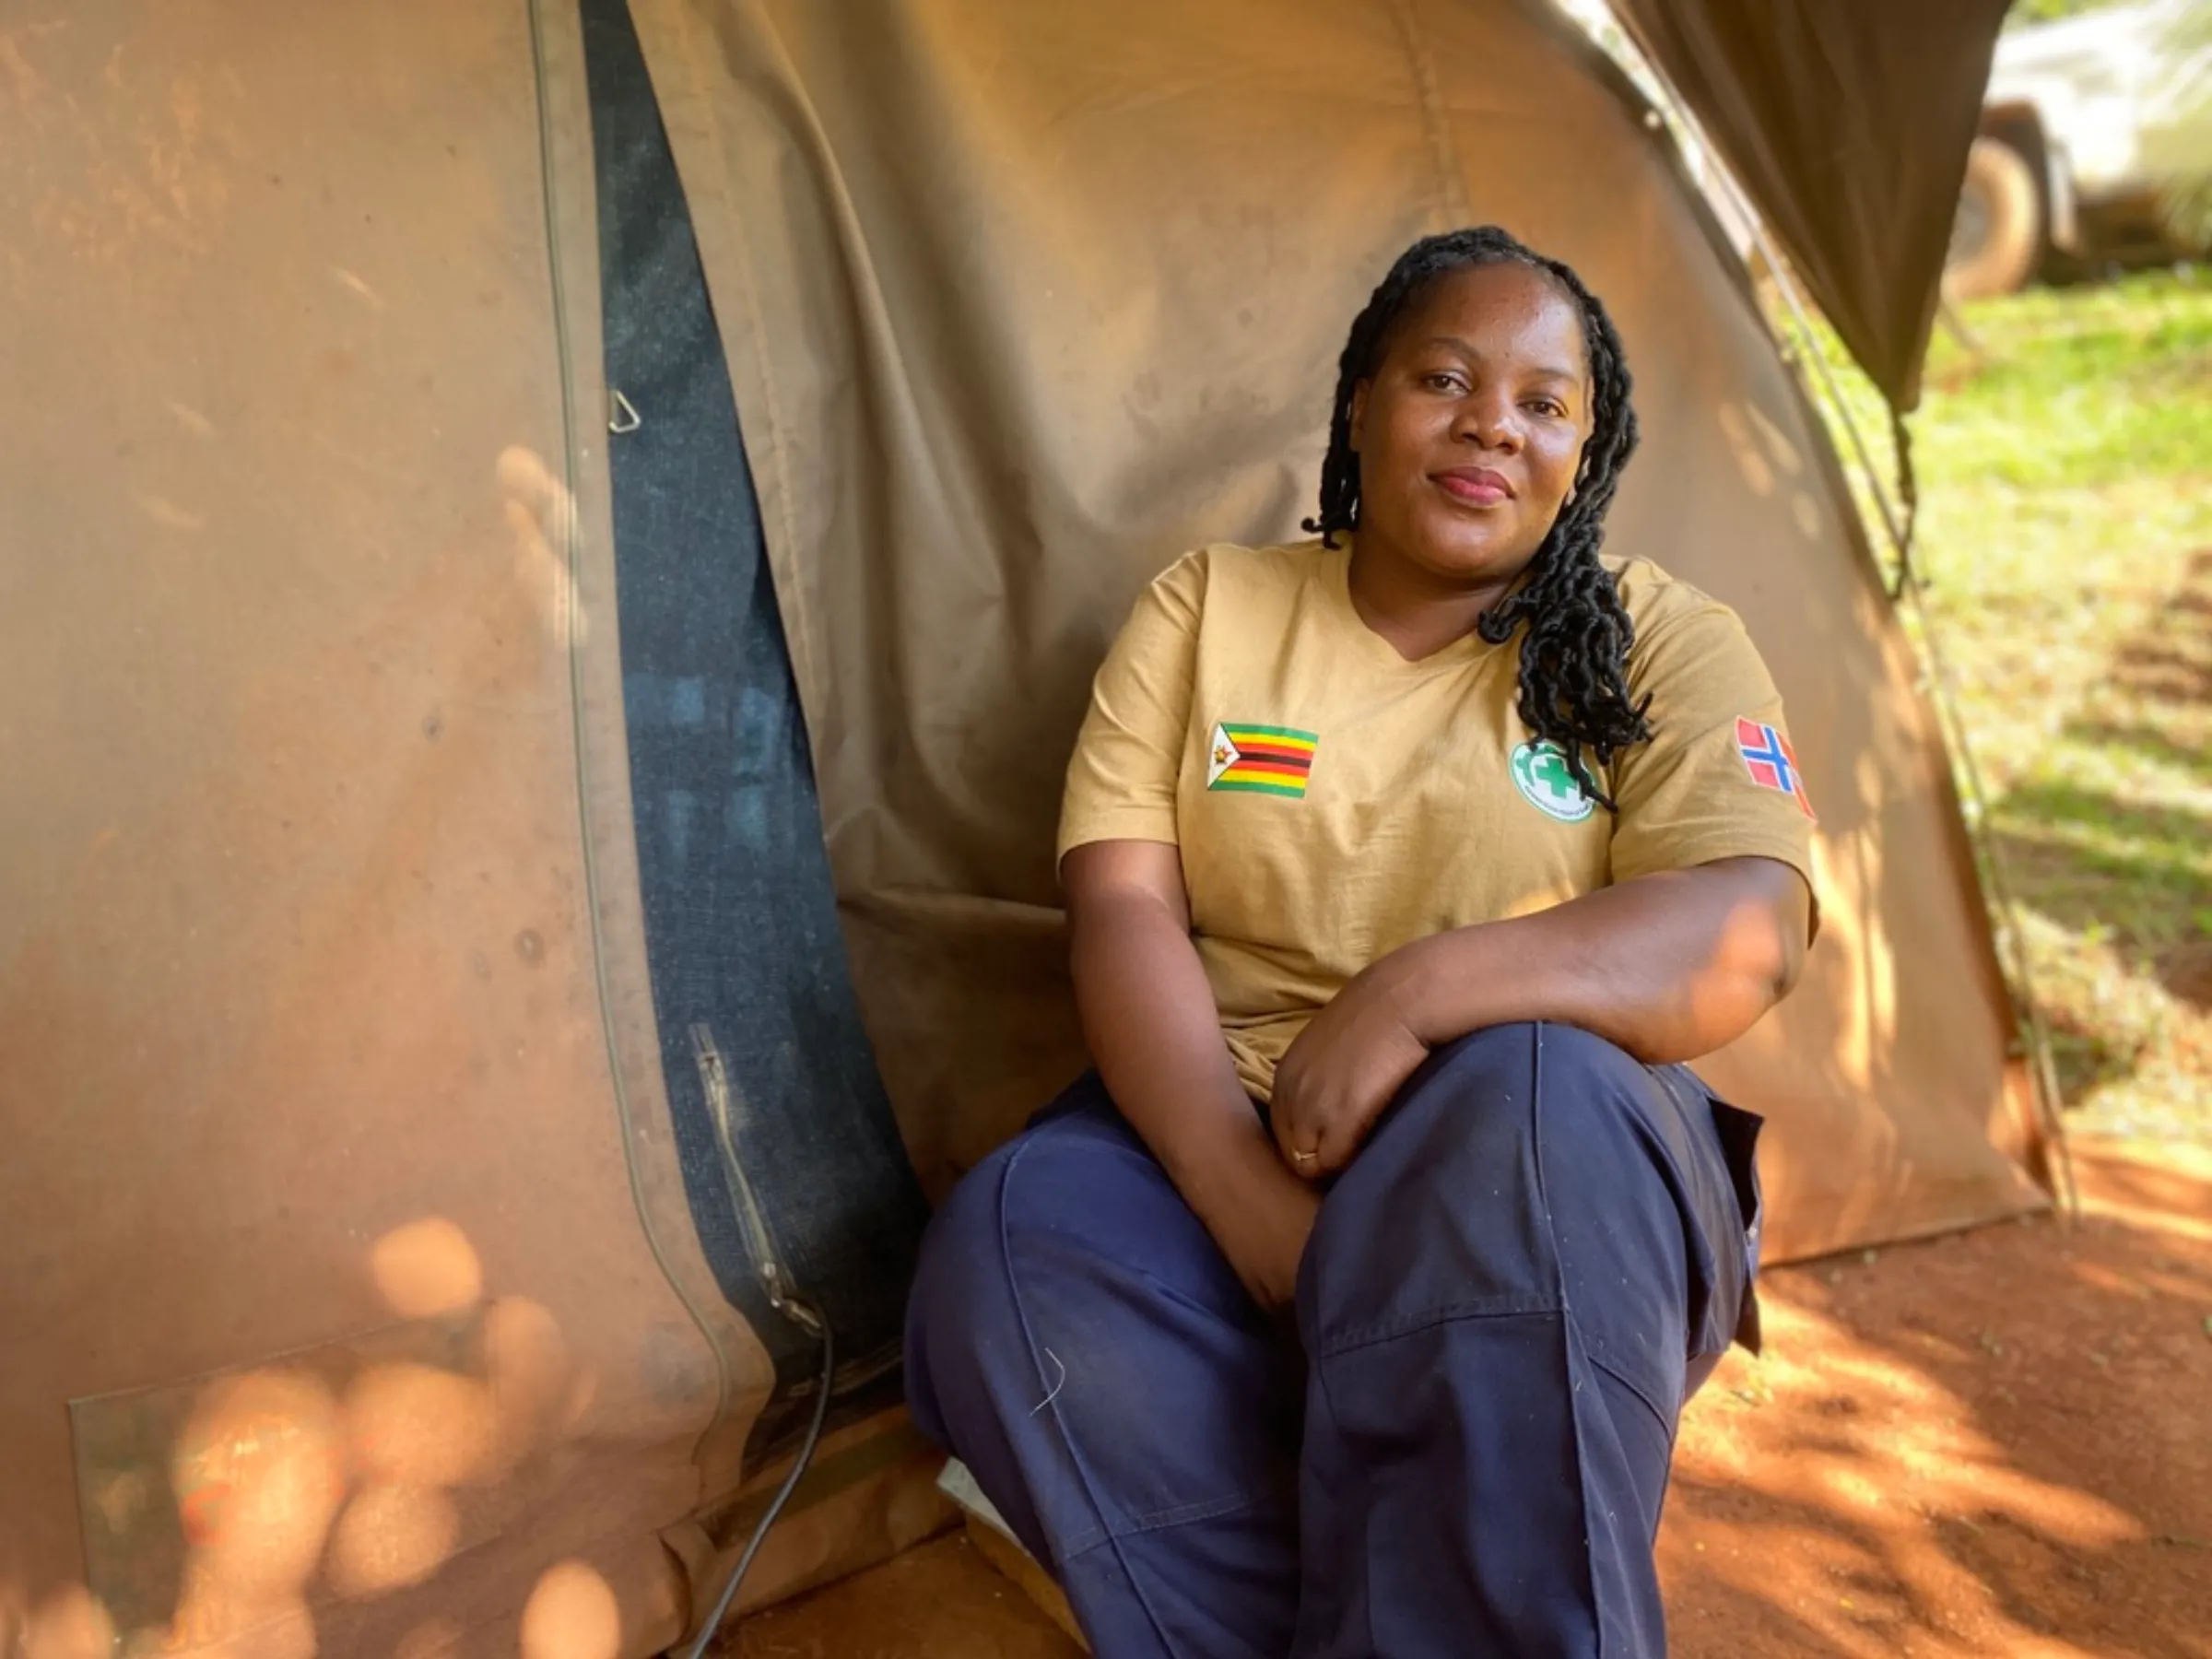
1065;840;1319;1308
1394;855;1810;1060
1272;855;1811;1173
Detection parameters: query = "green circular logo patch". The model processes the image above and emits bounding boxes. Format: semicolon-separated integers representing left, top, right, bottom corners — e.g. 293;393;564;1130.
1510;740;1595;823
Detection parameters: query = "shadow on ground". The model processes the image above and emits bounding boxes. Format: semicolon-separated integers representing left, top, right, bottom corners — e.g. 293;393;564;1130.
1663;1140;2212;1659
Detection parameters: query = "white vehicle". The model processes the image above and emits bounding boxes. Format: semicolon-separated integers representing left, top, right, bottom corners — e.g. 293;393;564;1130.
1949;0;2212;297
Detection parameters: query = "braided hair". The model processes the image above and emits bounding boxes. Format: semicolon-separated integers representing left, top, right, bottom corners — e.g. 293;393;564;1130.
1302;227;1651;809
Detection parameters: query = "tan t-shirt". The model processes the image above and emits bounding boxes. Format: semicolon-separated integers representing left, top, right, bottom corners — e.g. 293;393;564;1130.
1058;537;1818;1100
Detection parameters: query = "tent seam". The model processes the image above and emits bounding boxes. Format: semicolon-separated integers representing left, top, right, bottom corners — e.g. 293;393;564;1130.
1386;0;1469;228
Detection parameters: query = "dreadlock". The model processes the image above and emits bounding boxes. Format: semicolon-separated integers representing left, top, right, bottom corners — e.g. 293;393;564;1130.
1301;226;1650;809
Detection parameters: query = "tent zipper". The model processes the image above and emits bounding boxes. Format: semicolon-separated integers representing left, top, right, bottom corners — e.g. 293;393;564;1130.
689;1022;824;1335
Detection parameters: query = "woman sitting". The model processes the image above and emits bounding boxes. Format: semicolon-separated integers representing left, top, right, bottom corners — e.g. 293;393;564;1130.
906;226;1817;1659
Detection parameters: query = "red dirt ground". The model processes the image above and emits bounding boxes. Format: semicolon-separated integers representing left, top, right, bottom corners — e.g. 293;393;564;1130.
731;1135;2212;1658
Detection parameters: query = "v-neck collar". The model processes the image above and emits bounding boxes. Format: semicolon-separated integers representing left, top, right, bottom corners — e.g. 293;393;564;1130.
1320;536;1507;674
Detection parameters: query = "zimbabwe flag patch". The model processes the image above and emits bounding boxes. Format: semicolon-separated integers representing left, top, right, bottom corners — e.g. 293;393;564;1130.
1207;722;1318;797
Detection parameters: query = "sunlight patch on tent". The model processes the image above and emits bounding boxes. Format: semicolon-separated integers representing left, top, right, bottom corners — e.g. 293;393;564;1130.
521;1562;622;1659
370;1218;483;1320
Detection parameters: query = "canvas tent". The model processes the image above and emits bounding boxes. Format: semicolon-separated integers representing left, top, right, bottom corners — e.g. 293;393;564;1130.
0;1;2037;1655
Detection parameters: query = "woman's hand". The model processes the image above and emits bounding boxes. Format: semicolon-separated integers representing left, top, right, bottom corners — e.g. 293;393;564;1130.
1271;961;1432;1179
1065;840;1324;1311
1207;1160;1323;1312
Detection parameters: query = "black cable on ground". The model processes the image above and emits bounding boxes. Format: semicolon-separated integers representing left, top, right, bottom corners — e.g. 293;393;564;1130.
677;1306;836;1659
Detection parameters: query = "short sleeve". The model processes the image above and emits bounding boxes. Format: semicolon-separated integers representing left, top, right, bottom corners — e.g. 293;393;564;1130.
1056;552;1206;864
1606;595;1819;913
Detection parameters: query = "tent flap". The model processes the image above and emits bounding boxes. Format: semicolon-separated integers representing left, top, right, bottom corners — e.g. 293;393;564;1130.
1611;0;2013;410
0;0;737;1649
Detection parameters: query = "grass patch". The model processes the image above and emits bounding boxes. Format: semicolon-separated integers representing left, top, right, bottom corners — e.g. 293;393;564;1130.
1922;282;2212;488
1909;270;2212;1141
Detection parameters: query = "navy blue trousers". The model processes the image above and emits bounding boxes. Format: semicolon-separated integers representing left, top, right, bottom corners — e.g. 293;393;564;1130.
906;1022;1762;1659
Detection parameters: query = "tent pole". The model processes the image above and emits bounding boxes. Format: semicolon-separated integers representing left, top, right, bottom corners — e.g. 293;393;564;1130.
1890;575;2079;1218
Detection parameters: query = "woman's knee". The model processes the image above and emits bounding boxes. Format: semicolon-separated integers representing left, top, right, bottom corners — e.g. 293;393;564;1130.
906;1100;1204;1432
905;1138;1016;1441
1298;1023;1660;1342
1430;1018;1646;1097
906;1095;1277;1524
1367;1021;1649;1186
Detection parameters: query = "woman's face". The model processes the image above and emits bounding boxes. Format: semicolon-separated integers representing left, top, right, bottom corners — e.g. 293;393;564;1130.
1348;261;1594;588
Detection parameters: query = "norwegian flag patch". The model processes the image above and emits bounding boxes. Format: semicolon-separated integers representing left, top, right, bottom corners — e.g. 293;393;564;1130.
1735;718;1816;820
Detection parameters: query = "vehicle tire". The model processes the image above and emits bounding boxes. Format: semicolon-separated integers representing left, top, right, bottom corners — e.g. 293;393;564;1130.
1946;136;2042;300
